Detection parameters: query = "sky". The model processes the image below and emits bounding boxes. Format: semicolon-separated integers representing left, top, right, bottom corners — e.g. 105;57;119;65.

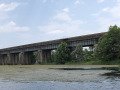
0;0;120;49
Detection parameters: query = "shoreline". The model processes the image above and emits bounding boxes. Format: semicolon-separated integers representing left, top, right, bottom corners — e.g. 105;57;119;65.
0;65;118;82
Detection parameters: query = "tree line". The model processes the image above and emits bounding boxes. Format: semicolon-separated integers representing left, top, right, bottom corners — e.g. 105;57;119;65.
50;25;120;64
50;41;93;64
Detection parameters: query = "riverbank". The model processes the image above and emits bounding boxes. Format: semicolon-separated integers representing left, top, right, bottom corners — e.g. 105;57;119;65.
0;65;118;82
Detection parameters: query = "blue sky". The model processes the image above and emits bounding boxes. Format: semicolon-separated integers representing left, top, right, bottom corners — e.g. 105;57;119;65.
0;0;120;48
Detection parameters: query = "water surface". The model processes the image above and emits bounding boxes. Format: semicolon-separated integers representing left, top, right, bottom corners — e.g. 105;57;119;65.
0;78;120;90
0;65;119;90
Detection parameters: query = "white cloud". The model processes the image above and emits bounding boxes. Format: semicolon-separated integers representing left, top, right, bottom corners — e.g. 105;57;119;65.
0;2;29;33
97;0;105;3
42;0;55;3
53;8;71;22
0;2;19;12
48;29;64;34
93;0;120;18
92;0;120;32
38;8;85;38
116;0;120;3
96;17;120;33
74;0;81;5
102;7;110;12
0;2;19;20
74;0;84;5
42;0;47;3
107;3;120;18
62;8;69;12
0;21;30;33
96;2;120;18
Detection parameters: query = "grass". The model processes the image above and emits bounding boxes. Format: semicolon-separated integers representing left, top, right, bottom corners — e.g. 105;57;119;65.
65;59;120;65
65;60;102;65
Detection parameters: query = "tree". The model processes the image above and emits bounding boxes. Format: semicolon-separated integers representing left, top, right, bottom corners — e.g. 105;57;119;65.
95;25;120;62
71;44;84;62
55;42;71;64
83;49;94;61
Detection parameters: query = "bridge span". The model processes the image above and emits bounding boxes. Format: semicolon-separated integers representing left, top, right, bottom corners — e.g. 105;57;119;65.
0;32;105;65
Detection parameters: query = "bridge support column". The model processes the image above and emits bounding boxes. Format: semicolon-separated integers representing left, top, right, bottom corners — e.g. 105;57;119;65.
42;50;51;63
1;54;7;65
19;51;36;65
34;50;51;64
19;52;25;65
23;52;29;65
6;53;12;65
19;52;29;65
24;51;36;65
0;54;3;65
34;50;43;64
14;53;19;64
6;53;16;65
10;53;19;65
0;53;20;65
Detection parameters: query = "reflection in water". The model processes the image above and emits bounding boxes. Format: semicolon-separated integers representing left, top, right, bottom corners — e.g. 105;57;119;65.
0;78;120;90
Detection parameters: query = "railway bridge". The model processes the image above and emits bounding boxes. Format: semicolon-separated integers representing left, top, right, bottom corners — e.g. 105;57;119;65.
0;32;105;65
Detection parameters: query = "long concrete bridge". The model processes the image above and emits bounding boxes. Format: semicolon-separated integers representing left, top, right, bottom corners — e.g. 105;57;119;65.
0;32;105;65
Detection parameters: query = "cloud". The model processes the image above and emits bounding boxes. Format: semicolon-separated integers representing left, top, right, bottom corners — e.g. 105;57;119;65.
93;0;120;18
74;0;84;5
0;2;30;33
96;17;120;33
107;3;120;18
62;8;69;12
92;0;120;32
97;0;105;3
42;0;47;3
74;0;81;5
95;1;120;18
0;21;30;33
0;2;19;12
42;0;55;3
38;8;85;38
116;0;120;3
91;7;110;16
53;8;71;22
47;29;64;34
0;2;19;20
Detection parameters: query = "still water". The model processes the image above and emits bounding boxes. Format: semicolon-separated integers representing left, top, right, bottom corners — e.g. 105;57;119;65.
0;65;119;90
0;78;120;90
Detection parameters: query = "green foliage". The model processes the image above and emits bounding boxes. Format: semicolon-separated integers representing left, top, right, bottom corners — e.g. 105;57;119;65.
95;25;120;62
71;44;84;62
83;49;94;61
55;42;71;64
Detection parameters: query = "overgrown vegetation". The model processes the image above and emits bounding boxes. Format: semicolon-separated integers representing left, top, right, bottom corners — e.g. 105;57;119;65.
94;25;120;64
54;42;71;64
46;25;120;65
1;25;119;65
71;44;84;62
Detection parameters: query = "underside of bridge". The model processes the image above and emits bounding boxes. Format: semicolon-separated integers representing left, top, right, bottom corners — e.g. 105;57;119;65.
0;46;94;65
0;50;52;65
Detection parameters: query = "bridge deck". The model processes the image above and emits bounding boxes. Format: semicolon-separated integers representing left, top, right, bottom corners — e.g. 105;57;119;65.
0;32;105;53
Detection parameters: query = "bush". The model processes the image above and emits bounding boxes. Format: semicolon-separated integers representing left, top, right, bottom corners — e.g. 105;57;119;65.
55;42;71;64
94;25;120;62
71;44;84;62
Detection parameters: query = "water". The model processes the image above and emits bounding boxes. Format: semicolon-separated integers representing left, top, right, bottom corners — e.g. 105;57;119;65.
0;78;120;90
0;65;120;90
